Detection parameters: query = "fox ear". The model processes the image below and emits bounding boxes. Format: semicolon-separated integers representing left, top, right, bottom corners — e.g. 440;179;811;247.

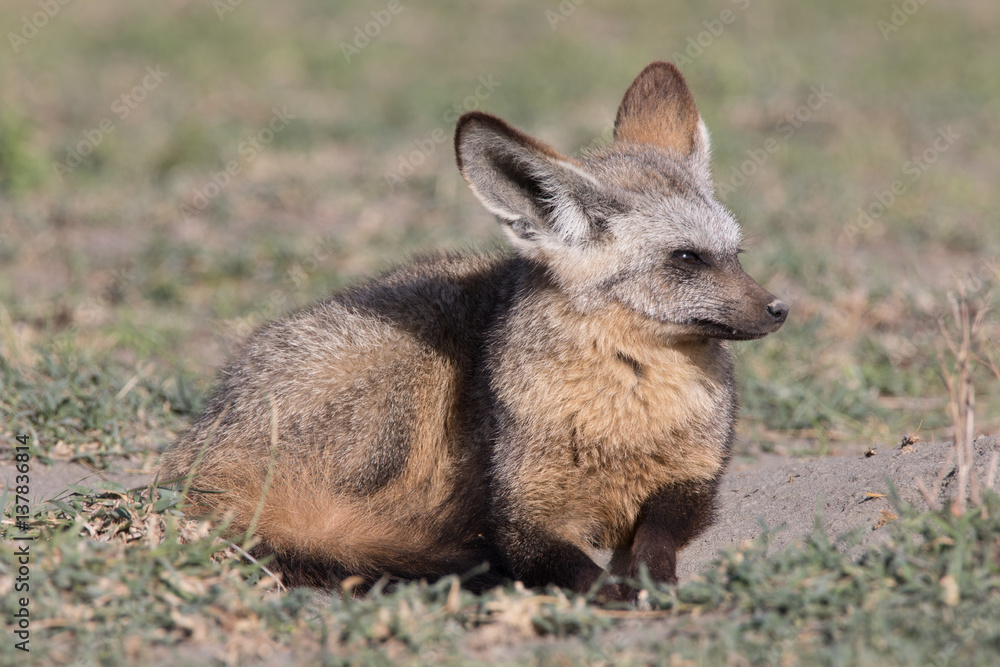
614;62;711;178
455;112;611;255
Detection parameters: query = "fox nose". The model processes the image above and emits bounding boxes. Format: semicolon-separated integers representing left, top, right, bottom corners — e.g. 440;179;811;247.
766;299;788;324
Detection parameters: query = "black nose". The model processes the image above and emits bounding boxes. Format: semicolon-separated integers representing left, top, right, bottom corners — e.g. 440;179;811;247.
766;299;788;324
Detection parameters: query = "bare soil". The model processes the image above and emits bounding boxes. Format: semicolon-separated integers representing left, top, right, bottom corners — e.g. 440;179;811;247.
679;433;998;579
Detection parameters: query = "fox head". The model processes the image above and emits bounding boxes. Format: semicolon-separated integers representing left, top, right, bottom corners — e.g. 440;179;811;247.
455;61;787;341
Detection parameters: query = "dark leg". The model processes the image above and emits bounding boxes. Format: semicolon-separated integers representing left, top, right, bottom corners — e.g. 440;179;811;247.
628;510;679;585
626;481;719;589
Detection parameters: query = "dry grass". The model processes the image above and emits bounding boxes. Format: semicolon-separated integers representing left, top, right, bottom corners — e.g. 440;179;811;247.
918;285;997;514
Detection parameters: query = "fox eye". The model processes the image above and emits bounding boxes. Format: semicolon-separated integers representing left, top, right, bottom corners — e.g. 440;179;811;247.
672;249;705;266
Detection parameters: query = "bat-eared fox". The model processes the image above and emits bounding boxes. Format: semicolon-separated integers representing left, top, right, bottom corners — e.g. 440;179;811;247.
161;61;787;601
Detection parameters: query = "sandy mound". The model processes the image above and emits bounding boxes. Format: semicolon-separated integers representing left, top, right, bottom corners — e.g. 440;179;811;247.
678;434;998;579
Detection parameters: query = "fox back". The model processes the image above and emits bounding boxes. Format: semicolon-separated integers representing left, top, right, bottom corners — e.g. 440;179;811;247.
160;62;787;598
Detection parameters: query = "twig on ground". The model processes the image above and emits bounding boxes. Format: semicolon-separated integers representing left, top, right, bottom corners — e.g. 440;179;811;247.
986;451;999;494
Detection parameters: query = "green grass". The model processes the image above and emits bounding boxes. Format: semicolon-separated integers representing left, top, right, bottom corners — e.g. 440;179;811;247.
1;343;202;465
4;483;999;665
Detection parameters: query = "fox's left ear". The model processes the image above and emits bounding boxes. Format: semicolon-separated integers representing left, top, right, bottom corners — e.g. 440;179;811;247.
614;61;712;183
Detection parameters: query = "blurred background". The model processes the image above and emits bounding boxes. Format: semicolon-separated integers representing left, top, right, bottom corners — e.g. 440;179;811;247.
1;0;998;463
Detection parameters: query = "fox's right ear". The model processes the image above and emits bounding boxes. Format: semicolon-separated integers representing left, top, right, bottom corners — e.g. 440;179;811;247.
455;112;612;256
614;61;712;182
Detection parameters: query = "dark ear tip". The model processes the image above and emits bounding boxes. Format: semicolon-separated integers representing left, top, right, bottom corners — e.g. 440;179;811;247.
635;61;688;87
643;60;682;74
455;111;507;138
454;112;506;169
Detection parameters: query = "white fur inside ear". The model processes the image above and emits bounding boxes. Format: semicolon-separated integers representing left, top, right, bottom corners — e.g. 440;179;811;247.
544;190;591;244
688;117;713;187
696;118;711;155
542;159;601;245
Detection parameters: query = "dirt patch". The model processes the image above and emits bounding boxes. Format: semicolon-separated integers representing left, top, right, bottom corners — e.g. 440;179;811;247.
678;434;999;579
0;459;154;508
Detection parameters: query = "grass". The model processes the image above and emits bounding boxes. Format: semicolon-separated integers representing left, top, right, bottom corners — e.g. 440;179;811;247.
3;482;999;664
1;338;201;465
1;0;999;663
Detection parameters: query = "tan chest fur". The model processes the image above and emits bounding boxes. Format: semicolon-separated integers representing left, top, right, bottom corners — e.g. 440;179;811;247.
496;300;733;549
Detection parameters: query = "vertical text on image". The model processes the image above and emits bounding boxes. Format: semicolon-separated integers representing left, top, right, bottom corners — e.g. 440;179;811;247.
11;434;34;653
